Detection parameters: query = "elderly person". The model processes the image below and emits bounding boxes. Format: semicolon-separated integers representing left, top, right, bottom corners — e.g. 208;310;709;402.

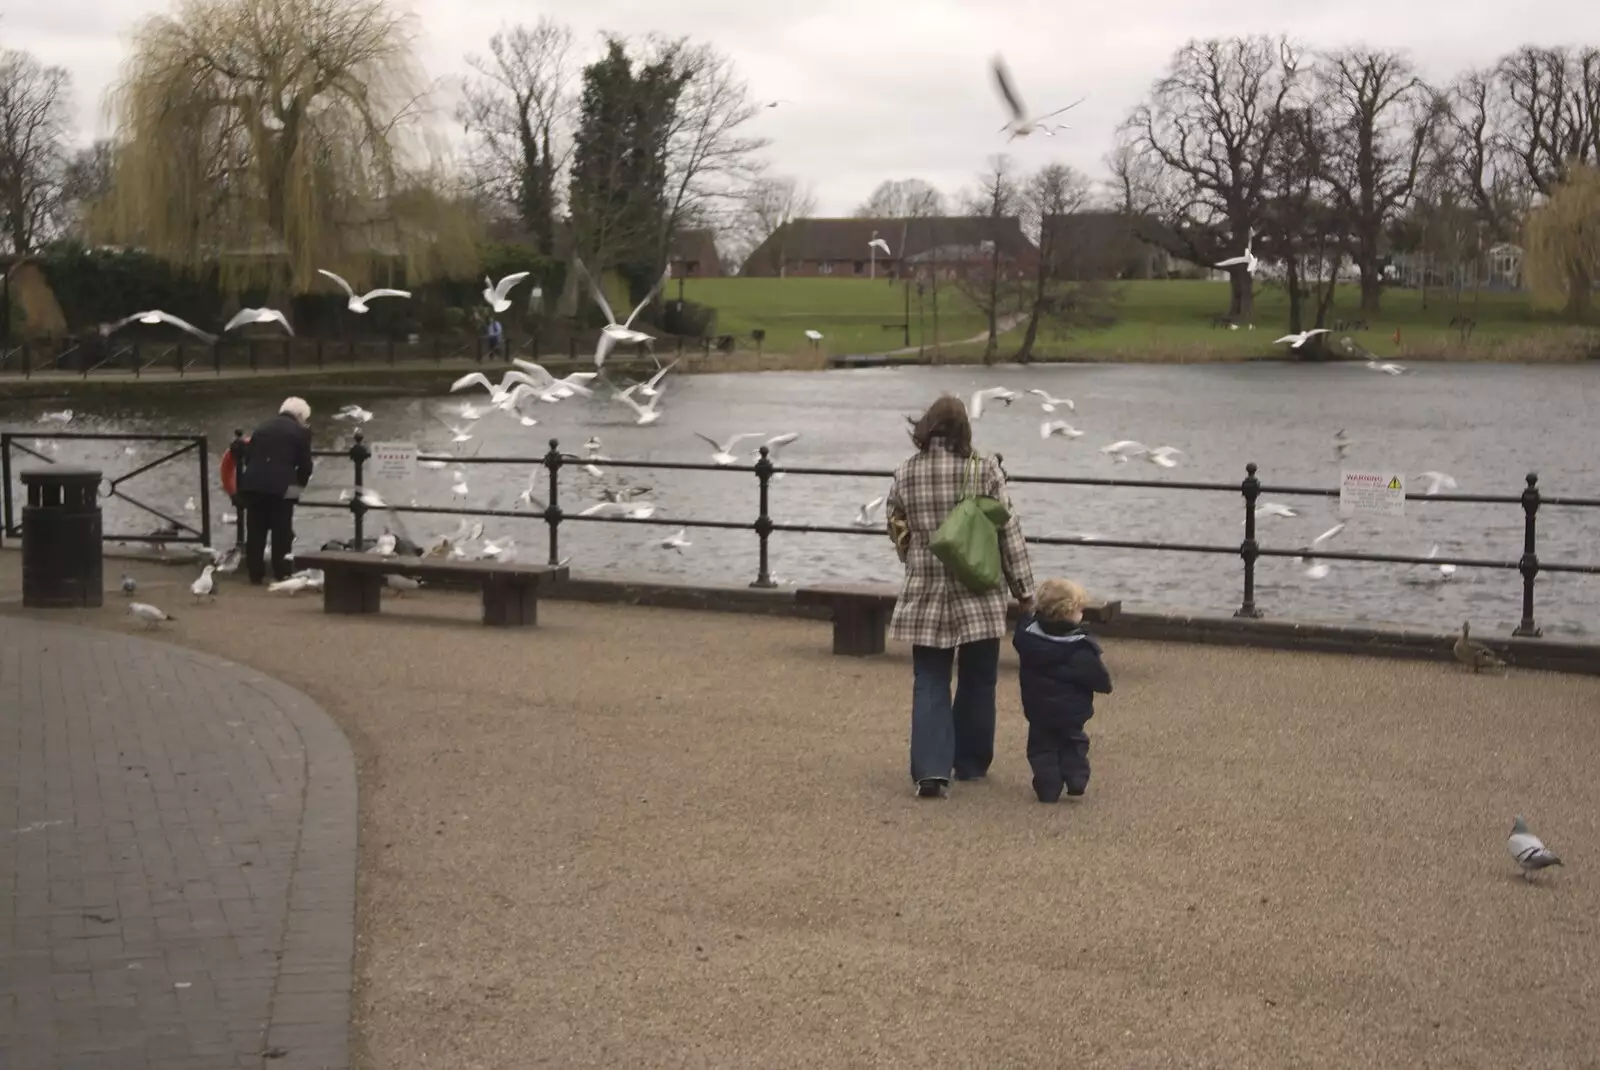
887;395;1035;799
239;397;314;584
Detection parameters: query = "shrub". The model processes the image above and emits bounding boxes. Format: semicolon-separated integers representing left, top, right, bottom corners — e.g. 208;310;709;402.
662;298;716;338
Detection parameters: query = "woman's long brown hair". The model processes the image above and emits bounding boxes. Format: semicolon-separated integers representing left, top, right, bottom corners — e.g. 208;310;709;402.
906;395;973;456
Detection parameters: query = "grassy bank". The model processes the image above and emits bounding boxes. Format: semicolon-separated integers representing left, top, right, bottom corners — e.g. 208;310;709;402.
681;277;1599;362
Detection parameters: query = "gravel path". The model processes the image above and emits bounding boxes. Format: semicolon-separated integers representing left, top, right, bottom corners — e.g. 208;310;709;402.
6;554;1599;1069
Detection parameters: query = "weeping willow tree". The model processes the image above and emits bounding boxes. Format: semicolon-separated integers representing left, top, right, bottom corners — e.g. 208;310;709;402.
95;0;479;294
1524;164;1600;323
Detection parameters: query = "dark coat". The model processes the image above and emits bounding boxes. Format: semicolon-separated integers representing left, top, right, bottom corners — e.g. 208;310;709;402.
239;413;313;498
1012;615;1113;728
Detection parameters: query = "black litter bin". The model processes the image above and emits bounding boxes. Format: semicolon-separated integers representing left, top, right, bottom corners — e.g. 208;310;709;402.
21;466;104;608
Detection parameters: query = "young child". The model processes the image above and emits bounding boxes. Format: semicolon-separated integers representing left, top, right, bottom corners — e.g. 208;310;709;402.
1012;578;1113;803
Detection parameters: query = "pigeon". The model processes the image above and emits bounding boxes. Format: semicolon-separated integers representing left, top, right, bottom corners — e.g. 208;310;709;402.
120;573;137;595
190;565;215;602
1508;816;1562;880
316;269;411;313
127;602;174;628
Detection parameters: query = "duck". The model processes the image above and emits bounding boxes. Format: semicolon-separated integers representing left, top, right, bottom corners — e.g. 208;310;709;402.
1453;621;1505;673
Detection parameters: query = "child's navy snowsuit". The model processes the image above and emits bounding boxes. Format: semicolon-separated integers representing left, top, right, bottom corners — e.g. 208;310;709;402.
1012;614;1113;802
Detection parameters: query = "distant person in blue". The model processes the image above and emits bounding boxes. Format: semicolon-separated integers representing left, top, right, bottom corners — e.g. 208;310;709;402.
486;317;503;357
1012;577;1113;803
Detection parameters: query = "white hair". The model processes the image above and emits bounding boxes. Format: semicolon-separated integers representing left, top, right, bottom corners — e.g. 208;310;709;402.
279;397;311;424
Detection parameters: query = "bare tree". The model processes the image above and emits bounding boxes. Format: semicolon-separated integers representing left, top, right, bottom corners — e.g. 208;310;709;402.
1122;35;1302;319
57;139;116;238
957;154;1021;363
100;0;476;294
855;178;946;218
1258;105;1344;347
1015;162;1102;363
730;173;814;272
459;18;575;255
1443;70;1526;240
1315;49;1442;313
0;46;71;255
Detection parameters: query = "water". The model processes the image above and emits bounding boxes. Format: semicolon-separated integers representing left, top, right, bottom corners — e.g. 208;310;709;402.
4;362;1598;635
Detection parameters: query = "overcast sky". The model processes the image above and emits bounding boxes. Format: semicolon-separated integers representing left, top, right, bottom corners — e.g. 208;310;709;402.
9;0;1600;215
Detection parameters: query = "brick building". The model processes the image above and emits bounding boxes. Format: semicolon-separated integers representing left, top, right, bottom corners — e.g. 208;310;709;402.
740;216;1036;279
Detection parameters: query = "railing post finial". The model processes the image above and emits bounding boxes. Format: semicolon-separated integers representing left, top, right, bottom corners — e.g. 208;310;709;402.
348;431;371;550
542;438;565;567
1235;462;1264;619
751;446;777;589
1514;472;1542;637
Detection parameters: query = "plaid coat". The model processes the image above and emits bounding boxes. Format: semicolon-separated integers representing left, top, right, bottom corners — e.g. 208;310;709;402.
886;442;1036;648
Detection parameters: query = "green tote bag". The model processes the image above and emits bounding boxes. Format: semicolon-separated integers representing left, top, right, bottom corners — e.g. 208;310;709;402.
929;455;1012;593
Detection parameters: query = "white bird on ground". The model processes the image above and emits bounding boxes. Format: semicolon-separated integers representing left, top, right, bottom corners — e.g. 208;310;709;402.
268;575;317;595
385;573;420;595
39;409;73;424
373;532;397;556
316;269;411;313
104;310;218;344
1028;389;1074;413
1215;230;1259;275
869;238;892;256
804;329;823;342
190;565;215;602
223;308;293;335
483;272;530;313
120;573;137;595
333;404;373;423
696;432;765;466
1145;447;1184;468
1040;421;1084;440
1274;329;1330;349
1420;471;1457;496
1255;502;1298;519
658;528;692;552
1299;523;1347;579
991;54;1085;138
1366;359;1407;375
1100;440;1150;462
1508;816;1563;880
970;387;1018;420
573;257;671;367
432;415;477;444
635;360;678;399
614;385;665;426
127;602;174;628
853;496;886;527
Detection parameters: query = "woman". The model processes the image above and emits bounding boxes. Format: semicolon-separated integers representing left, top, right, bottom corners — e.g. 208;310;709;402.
886;395;1035;798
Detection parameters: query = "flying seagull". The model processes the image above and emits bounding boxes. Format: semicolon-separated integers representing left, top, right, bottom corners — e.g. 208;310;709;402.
1040;420;1084;440
970;386;1018;420
1028;389;1074;413
1508;815;1562;880
1298;523;1347;579
1274;329;1330;349
695;432;765;466
1366;359;1408;375
1145;446;1184;468
573;257;671;368
853;496;886;527
316;269;411;313
868;238;892;256
1099;440;1150;462
104;309;218;344
483;272;530;313
223;308;293;335
991;54;1086;139
614;384;665;426
1215;231;1259;275
1419;471;1457;496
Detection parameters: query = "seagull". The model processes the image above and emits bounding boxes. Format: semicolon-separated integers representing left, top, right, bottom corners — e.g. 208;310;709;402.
432;415;477;444
1040;421;1084;440
183;497;196;512
1215;230;1259;275
385;573;421;595
614;384;664;426
316;269;411;313
127;602;174;628
696;432;765;466
483;272;530;313
804;329;823;341
1273;329;1330;349
373;532;397;556
105;309;218;344
869;237;892;256
1508;816;1562;880
573;257;671;367
658;528;692;552
1028;389;1074;413
1420;471;1457;496
1333;429;1355;461
333;404;374;423
1425;544;1457;579
755;432;801;477
853;496;886;527
1145;447;1184;468
970;386;1018;420
580;501;656;519
511;359;597;399
635;360;678;399
119;572;137;595
1254;502;1298;519
268;575;316;595
1298;523;1346;579
1099;440;1150;462
454;402;484;421
450;470;471;497
223;308;293;335
1365;359;1407;375
991;54;1085;139
190;565;215;602
38;409;73;424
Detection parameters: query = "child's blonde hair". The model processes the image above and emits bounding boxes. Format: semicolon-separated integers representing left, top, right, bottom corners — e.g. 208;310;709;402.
1034;578;1089;621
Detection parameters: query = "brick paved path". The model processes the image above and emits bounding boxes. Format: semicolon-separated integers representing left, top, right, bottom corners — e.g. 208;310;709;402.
0;616;357;1069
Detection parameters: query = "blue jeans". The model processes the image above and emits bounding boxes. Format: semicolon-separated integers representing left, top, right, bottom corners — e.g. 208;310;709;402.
910;640;1001;783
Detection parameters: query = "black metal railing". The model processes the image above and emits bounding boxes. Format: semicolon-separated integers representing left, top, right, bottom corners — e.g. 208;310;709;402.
1;432;212;548
279;430;1600;638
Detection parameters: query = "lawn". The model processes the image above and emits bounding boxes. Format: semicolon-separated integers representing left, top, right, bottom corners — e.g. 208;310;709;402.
677;277;1594;362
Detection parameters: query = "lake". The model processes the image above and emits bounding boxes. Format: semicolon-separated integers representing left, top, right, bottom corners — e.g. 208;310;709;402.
3;361;1597;635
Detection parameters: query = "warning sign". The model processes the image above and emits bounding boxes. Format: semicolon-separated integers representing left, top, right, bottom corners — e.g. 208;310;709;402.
370;442;418;487
1340;470;1406;517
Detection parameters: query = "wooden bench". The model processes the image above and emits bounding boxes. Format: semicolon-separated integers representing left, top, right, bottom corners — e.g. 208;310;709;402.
795;583;1121;657
292;551;569;628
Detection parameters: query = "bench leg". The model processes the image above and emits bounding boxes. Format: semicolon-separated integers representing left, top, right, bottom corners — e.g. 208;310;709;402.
323;570;382;614
482;579;538;627
833;603;888;656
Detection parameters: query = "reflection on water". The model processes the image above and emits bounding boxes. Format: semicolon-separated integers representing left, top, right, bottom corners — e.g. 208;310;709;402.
3;361;1597;634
